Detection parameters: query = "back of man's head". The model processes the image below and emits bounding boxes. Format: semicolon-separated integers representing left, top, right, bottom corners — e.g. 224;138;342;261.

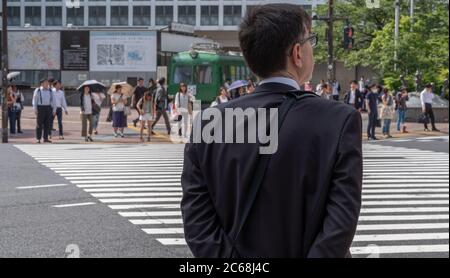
239;4;311;79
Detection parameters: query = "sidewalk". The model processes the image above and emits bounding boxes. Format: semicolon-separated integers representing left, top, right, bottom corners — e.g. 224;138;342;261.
1;106;177;144
1;106;448;144
360;112;449;141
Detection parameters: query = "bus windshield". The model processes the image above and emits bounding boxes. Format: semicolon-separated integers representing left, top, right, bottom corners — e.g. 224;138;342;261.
173;65;193;84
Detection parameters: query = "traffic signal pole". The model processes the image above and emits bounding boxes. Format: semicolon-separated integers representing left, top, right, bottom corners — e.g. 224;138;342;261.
327;0;335;82
1;0;9;143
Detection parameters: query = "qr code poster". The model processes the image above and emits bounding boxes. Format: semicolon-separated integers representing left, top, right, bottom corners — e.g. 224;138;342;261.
90;31;157;72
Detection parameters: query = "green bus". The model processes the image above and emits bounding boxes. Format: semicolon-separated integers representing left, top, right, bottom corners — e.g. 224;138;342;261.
168;43;252;103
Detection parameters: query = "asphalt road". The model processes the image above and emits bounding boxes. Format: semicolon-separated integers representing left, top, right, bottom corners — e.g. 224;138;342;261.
0;144;191;258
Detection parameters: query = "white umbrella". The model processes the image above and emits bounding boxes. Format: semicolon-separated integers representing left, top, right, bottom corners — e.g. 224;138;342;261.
77;80;106;92
107;82;133;97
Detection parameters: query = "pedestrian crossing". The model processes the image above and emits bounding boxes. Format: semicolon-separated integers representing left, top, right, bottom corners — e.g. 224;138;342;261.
15;143;449;258
380;135;449;143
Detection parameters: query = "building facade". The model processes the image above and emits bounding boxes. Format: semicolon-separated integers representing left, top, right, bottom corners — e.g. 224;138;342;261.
4;0;325;48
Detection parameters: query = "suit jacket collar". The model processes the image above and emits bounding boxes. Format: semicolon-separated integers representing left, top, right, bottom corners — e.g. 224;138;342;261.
254;82;300;94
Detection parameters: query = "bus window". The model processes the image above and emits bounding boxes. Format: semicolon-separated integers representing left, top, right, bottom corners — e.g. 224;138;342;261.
173;66;193;84
195;65;213;84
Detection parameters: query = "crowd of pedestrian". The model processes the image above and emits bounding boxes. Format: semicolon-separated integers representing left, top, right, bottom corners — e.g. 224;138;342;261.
3;73;442;143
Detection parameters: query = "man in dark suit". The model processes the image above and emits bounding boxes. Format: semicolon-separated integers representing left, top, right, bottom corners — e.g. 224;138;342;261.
344;80;364;111
181;4;362;258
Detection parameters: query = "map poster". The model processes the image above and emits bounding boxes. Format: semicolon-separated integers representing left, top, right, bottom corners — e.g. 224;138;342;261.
90;31;157;72
61;31;89;71
8;31;61;70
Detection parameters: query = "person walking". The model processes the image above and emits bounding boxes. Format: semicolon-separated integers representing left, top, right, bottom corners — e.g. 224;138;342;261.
92;92;105;135
6;86;17;135
136;91;153;142
304;80;313;92
32;78;56;143
12;85;24;134
395;86;409;133
420;83;440;132
181;4;362;258
315;79;325;94
380;88;395;138
80;86;94;142
344;80;364;111
53;80;68;140
111;85;126;138
132;77;147;127
151;78;171;135
174;83;193;138
331;79;341;101
216;87;230;104
365;84;379;140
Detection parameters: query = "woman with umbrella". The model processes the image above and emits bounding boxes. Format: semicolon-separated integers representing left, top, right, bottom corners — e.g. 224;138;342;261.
227;80;248;99
77;80;106;140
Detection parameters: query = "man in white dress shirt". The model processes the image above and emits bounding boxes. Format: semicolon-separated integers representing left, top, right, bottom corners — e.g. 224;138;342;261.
420;83;439;131
52;80;69;139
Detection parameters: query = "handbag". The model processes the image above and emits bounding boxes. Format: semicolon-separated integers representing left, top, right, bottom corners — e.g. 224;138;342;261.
227;91;319;258
418;113;430;124
124;106;132;116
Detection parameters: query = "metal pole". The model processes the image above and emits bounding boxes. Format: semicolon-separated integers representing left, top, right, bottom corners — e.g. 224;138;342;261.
327;0;334;82
2;0;9;143
410;0;414;31
394;0;400;72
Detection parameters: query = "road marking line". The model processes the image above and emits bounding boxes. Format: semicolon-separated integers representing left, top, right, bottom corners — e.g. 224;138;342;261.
362;194;449;199
352;233;449;242
119;211;181;217
99;197;181;203
358;214;449;221
350;244;449;255
360;207;449;213
53;202;96;208
84;187;182;192
77;183;181;188
16;183;69;190
92;192;182;198
142;228;184;235
356;223;449;231
157;238;187;245
362;200;449;205
109;204;180;210
130;219;183;225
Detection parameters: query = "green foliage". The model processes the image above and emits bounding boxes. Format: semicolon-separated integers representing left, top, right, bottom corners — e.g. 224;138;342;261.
313;0;449;90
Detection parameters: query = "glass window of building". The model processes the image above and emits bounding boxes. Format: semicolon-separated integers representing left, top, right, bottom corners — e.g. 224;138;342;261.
223;5;242;26
111;6;129;26
88;6;106;26
178;6;196;26
46;6;62;26
155;6;173;26
133;6;151;26
25;6;42;26
7;7;21;26
200;6;218;26
67;6;84;26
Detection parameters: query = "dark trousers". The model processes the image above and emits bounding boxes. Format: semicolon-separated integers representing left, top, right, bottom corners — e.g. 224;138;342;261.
36;106;53;140
151;109;171;132
8;109;17;134
424;103;436;130
367;112;378;139
55;108;64;136
16;110;22;132
332;95;339;101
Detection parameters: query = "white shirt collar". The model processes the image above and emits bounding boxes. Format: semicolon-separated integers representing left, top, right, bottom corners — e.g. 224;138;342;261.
259;77;301;91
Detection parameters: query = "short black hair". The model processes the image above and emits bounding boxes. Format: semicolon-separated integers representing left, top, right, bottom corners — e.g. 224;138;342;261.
158;77;166;85
351;80;358;85
239;4;311;79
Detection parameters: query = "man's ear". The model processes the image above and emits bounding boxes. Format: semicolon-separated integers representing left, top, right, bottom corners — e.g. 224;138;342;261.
292;43;303;68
